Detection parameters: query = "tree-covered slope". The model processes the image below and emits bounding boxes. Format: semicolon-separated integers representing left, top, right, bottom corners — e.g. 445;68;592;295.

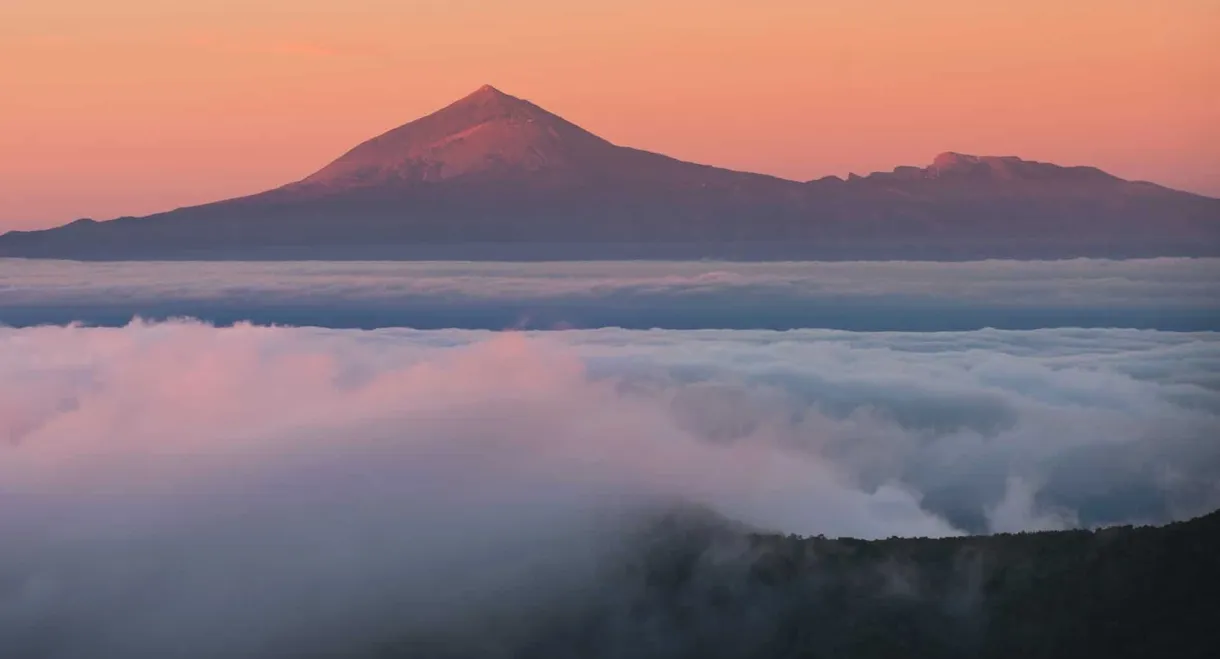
376;508;1219;659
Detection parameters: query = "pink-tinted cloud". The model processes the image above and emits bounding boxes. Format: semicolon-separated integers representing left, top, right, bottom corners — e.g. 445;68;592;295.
1;319;1217;655
0;321;960;655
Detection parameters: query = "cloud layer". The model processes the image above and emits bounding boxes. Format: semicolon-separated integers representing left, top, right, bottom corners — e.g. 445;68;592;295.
1;321;1217;656
3;258;1217;330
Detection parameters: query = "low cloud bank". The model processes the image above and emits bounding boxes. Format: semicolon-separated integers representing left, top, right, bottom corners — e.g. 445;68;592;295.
1;321;1217;656
3;258;1217;329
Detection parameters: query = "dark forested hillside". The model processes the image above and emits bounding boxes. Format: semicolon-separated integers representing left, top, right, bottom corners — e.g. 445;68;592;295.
378;508;1219;659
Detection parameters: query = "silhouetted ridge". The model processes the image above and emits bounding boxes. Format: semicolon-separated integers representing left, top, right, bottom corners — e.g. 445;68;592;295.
2;85;1217;260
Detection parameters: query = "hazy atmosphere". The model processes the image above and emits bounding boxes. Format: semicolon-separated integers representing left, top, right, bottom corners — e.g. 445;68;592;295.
2;0;1217;228
2;0;1217;656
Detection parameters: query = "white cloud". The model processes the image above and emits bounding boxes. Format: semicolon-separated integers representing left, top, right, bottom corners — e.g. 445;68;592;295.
2;257;1217;305
2;258;1217;330
0;320;1217;656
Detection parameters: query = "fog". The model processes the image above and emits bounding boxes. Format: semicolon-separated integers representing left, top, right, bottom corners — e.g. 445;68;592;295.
1;321;1217;656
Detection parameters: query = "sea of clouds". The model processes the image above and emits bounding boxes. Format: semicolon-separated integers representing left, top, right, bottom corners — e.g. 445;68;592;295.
3;258;1218;330
1;319;1217;656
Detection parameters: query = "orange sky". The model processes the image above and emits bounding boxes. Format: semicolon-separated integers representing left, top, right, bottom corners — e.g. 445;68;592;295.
1;0;1217;230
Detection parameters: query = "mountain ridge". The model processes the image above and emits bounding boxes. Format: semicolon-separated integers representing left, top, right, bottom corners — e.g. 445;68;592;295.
3;84;1217;261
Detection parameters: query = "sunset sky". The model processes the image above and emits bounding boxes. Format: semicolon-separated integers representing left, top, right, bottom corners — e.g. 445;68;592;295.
2;0;1217;230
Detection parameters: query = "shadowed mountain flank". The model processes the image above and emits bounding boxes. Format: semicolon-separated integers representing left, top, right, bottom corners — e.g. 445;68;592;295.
3;86;1217;260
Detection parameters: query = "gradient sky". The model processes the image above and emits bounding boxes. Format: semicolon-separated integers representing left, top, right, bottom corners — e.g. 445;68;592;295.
2;0;1217;230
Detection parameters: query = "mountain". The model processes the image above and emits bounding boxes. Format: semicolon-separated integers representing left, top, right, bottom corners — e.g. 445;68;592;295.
3;85;1217;260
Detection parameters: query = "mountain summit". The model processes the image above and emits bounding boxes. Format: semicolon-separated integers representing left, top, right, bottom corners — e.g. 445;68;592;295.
292;85;614;189
2;85;1217;260
284;84;788;196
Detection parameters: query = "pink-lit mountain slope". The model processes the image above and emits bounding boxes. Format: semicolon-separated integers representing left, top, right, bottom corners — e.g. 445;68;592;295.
3;85;1216;260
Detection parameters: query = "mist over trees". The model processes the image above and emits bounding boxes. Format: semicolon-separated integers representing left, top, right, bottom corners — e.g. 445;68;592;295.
376;507;1220;659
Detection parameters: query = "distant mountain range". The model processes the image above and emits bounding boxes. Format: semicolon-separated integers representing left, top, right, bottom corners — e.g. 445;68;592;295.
3;85;1217;260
